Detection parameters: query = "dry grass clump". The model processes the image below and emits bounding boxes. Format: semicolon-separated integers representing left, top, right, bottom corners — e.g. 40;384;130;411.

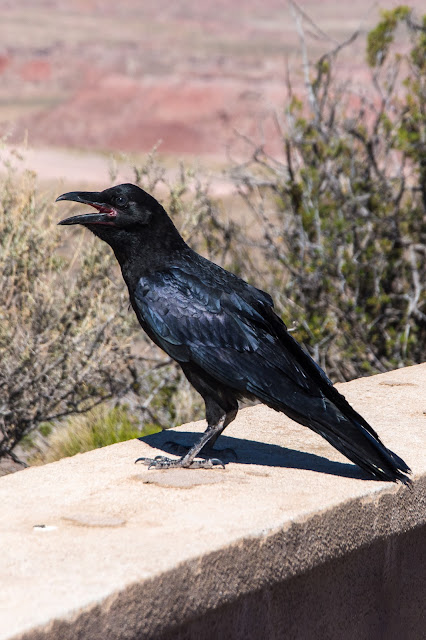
29;405;149;464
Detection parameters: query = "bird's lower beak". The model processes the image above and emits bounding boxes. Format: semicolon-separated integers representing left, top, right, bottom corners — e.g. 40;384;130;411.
56;191;117;226
57;211;113;226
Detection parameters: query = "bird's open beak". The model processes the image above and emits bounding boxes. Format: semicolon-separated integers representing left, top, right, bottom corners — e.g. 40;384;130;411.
56;191;117;226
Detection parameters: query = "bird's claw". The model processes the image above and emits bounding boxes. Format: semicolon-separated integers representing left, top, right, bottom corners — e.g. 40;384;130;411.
187;457;225;469
135;455;170;467
134;455;225;470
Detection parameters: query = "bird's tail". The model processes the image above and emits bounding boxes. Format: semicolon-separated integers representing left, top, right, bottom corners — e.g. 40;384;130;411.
251;315;412;484
250;373;412;484
262;384;411;484
302;397;412;484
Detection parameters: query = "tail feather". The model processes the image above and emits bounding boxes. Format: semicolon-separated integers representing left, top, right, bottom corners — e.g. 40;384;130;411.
312;400;411;484
288;396;412;484
261;322;412;484
250;380;412;484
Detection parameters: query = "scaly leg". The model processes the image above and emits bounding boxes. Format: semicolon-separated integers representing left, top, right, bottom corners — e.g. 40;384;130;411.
136;406;237;470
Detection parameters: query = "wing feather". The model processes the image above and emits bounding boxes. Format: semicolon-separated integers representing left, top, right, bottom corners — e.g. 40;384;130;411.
134;268;320;398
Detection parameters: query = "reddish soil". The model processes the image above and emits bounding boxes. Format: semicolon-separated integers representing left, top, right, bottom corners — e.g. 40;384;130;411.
21;74;286;155
0;0;423;162
19;60;52;82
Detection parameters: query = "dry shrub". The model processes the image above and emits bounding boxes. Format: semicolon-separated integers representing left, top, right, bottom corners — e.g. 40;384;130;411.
0;169;145;462
0;159;224;464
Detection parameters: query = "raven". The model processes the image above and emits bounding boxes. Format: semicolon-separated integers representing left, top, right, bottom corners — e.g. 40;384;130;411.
57;183;411;483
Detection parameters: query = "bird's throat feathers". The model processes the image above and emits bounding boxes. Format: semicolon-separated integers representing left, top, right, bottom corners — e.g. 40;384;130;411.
86;213;188;283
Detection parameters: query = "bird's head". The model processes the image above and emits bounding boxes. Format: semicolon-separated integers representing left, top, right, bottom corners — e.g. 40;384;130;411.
56;183;158;232
56;183;186;270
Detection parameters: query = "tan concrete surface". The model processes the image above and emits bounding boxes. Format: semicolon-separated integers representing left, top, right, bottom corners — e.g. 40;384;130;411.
0;364;425;640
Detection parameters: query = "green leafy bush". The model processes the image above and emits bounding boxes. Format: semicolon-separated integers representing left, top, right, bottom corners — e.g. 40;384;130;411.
231;6;425;380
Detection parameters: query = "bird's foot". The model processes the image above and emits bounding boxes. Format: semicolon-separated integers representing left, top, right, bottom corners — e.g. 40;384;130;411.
135;455;225;470
164;441;238;461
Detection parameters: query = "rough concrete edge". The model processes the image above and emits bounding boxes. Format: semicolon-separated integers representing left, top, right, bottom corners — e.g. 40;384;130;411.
13;473;425;640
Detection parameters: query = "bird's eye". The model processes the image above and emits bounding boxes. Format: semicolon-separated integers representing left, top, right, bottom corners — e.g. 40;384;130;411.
115;195;128;208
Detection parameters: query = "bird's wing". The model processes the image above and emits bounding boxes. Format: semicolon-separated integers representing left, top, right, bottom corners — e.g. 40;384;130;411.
133;265;411;483
133;266;322;399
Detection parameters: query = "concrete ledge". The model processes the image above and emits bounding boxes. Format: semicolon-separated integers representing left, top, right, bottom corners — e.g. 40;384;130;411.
1;364;425;640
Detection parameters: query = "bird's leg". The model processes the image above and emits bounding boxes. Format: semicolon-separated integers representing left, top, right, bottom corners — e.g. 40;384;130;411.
136;417;226;469
163;442;238;462
164;416;238;461
199;406;238;459
136;408;237;470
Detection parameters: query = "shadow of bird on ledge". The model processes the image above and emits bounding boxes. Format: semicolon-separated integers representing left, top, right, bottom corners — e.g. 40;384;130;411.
139;429;371;481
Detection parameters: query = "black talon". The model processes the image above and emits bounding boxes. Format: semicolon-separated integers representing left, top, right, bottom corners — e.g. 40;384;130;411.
211;458;226;469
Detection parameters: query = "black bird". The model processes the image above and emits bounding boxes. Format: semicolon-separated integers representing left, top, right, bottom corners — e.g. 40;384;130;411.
57;183;411;483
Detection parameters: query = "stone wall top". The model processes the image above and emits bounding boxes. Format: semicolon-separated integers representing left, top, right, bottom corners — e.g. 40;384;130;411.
1;363;425;640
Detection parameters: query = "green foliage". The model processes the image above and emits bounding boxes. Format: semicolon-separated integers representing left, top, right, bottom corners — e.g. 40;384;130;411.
30;405;158;464
366;6;411;67
367;7;426;208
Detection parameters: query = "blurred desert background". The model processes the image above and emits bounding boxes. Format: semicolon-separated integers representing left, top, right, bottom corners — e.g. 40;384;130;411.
0;0;423;187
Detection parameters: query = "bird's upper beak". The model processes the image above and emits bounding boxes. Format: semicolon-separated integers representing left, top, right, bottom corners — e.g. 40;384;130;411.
56;191;117;226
